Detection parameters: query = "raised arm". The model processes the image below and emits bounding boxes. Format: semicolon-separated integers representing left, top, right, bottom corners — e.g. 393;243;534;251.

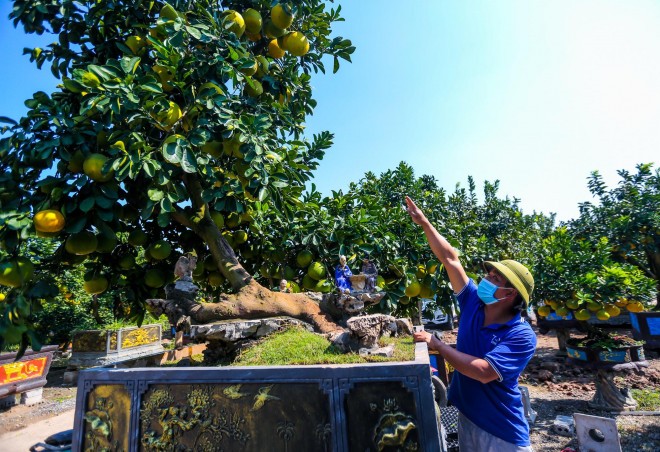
405;196;468;293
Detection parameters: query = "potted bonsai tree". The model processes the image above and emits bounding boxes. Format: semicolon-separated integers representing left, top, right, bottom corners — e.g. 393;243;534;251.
533;227;655;410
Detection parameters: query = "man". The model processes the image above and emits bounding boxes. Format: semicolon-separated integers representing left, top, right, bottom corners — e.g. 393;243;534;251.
405;196;536;451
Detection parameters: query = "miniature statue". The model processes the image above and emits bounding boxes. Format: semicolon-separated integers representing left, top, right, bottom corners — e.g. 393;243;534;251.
279;279;291;293
334;255;353;294
174;254;197;281
361;255;378;293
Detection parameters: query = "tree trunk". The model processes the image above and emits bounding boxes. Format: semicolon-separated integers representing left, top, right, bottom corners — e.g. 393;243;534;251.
147;279;343;335
165;174;343;334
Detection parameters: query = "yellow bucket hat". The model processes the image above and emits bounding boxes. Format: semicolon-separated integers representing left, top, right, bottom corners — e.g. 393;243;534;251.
484;259;534;303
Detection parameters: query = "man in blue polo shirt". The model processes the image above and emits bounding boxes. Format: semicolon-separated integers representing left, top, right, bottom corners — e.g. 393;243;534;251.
405;196;536;451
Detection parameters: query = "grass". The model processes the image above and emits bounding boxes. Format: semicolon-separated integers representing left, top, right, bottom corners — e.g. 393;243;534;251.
631;388;660;411
231;325;415;366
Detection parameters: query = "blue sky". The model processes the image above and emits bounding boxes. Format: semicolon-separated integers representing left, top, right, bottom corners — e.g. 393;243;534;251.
2;1;660;223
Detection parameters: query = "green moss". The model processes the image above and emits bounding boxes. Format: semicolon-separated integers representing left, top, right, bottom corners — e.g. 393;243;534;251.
232;325;415;366
631;388;660;411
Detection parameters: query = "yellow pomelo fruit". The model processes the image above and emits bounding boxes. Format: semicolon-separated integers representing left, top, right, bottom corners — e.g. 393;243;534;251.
288;281;301;293
233;230;248;244
307;261;325;280
415;264;426;280
83;275;109;294
626;302;644;313
210;211;225;228
587;301;603;312
34;209;65;233
574;308;591;321
0;293;5;302
152;65;175;91
419;285;434;299
244;79;263;97
604;304;621;317
268;39;285;58
65;231;98;255
399;296;412;306
0;258;34;288
148;240;172;260
225;212;241;229
239;57;259;76
537;306;552;317
271;4;294;29
555;306;569;318
565;299;580;310
405;281;421;298
296;250;313;268
596;309;610;321
145;269;166;288
243;8;262;34
128;229;148;247
208;271;225;287
545;300;558;309
280;31;309;56
264;20;286;39
83;153;114;182
223;10;245;37
302;274;317;290
314;279;332;293
118;254;136;270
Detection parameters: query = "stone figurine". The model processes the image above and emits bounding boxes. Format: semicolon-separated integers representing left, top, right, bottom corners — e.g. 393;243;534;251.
361;255;378;293
174;254;197;281
334;255;353;294
279;279;291;293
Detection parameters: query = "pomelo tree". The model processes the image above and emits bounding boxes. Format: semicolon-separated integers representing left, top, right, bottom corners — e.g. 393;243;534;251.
572;163;660;308
0;0;355;353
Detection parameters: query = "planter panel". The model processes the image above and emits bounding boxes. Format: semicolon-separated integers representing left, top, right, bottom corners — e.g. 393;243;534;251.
70;324;163;368
0;345;57;398
566;344;644;365
630;312;660;349
72;343;441;452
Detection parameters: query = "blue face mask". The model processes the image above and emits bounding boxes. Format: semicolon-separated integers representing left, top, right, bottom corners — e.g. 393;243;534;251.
477;278;511;305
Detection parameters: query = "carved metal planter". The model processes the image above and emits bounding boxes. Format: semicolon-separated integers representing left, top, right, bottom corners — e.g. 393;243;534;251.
0;345;57;403
630;311;660;349
567;340;647;411
70;324;163;368
71;343;442;451
566;343;645;364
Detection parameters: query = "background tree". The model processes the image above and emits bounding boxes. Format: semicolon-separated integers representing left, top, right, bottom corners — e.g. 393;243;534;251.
571;163;660;307
0;0;355;354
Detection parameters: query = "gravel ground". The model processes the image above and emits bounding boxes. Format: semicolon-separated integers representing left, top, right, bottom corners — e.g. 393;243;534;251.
0;368;76;436
525;329;660;452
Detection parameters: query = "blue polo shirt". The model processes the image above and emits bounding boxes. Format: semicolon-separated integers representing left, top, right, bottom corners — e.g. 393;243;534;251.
447;279;536;446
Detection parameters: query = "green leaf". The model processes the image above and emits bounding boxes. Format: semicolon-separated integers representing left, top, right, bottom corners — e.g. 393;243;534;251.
148;189;165;202
180;149;197;173
121;56;141;74
162;141;183;164
80;197;95;212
